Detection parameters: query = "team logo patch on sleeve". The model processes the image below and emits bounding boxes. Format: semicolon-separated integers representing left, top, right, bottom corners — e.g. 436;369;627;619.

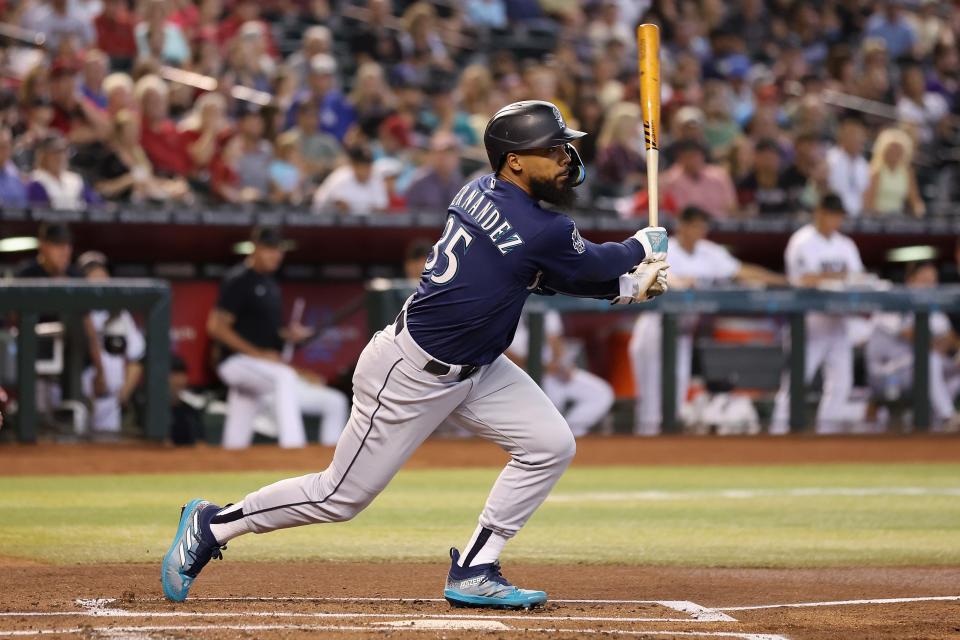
571;226;585;254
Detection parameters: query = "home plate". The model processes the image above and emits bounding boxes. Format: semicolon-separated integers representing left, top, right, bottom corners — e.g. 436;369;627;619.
373;620;511;630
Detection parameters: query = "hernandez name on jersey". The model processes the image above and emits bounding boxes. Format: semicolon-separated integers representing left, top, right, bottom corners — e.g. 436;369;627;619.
406;174;644;367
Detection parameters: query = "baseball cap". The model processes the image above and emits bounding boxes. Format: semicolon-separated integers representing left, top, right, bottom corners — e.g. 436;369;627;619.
37;221;73;244
819;192;846;215
379;114;412;148
675;106;705;127
250;226;292;249
309;53;337;76
76;250;108;274
37;132;69;153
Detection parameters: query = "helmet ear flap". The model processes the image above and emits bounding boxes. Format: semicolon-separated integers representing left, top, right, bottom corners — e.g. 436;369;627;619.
564;143;586;187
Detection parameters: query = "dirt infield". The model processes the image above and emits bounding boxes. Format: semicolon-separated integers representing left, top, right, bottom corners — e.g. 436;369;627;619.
2;434;960;475
2;436;959;639
1;563;958;639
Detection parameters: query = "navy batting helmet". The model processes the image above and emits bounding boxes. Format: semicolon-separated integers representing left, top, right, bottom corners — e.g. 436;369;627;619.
483;100;587;186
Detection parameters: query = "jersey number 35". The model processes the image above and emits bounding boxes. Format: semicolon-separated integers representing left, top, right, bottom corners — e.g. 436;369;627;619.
425;217;474;285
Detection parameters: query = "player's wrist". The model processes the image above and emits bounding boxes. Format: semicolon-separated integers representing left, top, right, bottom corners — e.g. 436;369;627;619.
633;226;668;262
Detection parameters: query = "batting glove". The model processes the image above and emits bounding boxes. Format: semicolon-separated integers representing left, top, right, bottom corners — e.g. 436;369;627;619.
612;260;670;305
632;226;668;263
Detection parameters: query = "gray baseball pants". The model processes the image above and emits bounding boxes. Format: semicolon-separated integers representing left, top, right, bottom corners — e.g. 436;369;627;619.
239;316;576;539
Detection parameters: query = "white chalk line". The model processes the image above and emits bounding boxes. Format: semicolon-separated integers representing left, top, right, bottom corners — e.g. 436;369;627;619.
0;624;789;639
719;595;960;611
548;487;960;503
141;596;734;619
0;609;703;624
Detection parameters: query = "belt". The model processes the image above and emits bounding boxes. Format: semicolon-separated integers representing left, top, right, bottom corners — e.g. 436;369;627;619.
394;311;480;381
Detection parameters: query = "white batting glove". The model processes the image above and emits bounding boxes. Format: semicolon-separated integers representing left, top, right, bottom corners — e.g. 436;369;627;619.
612;260;670;305
632;226;668;263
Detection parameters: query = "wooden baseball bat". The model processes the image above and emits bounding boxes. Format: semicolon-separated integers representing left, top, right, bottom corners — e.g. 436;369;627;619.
637;23;661;228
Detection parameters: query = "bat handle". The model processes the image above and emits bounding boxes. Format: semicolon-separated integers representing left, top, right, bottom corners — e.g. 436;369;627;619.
646;148;659;228
282;297;306;363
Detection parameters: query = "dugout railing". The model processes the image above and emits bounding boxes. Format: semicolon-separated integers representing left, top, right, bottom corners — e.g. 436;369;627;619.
366;282;960;434
0;279;171;443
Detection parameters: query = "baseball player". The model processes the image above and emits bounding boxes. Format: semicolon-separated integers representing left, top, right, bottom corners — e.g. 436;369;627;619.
208;226;350;448
506;309;615;437
866;261;960;431
770;193;865;434
162;100;669;609
629;206;786;435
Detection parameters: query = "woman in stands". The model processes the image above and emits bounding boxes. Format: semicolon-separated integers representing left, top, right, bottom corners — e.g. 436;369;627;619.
863;127;925;217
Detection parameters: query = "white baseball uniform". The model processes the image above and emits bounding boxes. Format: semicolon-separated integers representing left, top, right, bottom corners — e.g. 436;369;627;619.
866;311;960;425
629;239;741;435
770;223;864;434
81;310;145;432
508;310;615;437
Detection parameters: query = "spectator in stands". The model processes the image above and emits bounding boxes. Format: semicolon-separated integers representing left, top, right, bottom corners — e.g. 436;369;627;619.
825;113;870;216
93;109;191;203
94;0;137;69
347;0;402;67
660;139;737;219
269;131;305;205
210;135;258;204
737;138;794;216
349;62;396;128
102;73;134;117
630;206;786;435
926;43;959;109
372;113;416;193
77;250;145;438
207;225;349;448
49;58;109;146
896;62;949;145
866;261;960;432
865;1;916;60
782;133;827;212
80;50;108;109
593;102;645;198
177;92;231;182
398;2;451;70
507;309;615;438
286;25;333;89
0;128;28;208
286;98;341;187
135;74;191;178
216;0;276;56
702;84;741;158
311;144;387;215
863;127;925;217
286;53;356;142
665;105;707;164
770;193;865;435
20;0;95;53
418;77;477;148
135;0;191;66
12;97;55;173
226;21;275;94
458;64;501;130
586;1;632;57
405;131;462;213
228;102;273;202
26;132;101;209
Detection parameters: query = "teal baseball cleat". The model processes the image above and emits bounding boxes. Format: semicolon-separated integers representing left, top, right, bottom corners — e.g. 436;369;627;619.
443;547;547;610
161;499;226;602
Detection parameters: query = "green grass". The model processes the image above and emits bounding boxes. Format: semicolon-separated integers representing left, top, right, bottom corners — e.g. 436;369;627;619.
1;463;958;567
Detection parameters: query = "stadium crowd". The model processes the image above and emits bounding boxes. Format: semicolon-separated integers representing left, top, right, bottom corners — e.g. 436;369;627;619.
0;0;957;217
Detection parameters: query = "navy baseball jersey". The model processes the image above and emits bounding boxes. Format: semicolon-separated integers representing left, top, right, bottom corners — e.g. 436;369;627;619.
406;174;646;365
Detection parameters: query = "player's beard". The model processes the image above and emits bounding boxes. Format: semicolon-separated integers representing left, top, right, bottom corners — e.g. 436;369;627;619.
529;173;577;208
